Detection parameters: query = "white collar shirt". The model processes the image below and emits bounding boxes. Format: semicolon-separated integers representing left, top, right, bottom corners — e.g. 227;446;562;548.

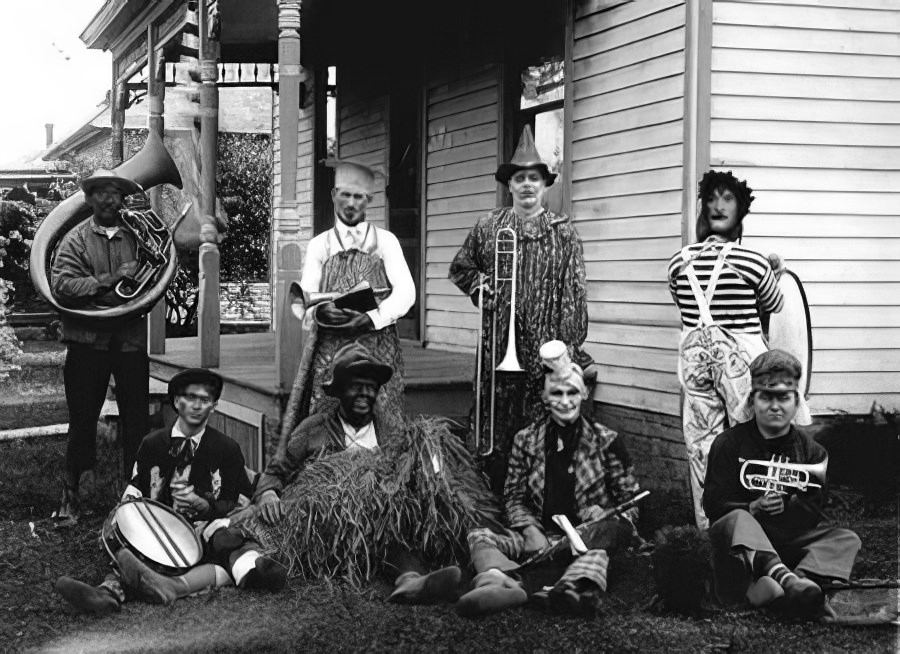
298;220;416;332
339;415;379;451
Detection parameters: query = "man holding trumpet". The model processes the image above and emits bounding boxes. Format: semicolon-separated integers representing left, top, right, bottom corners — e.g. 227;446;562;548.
703;350;861;618
449;126;596;495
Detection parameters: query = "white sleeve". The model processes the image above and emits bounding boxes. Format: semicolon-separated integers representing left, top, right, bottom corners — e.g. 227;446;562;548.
366;229;415;330
299;235;327;294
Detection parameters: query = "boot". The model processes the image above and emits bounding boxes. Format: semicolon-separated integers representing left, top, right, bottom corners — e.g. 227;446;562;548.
52;478;81;528
389;566;462;604
239;556;288;592
117;550;221;605
55;577;120;615
781;574;824;618
456;569;527;617
746;576;784;608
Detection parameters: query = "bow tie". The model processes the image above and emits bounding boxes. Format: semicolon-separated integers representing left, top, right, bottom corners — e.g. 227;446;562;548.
169;436;197;464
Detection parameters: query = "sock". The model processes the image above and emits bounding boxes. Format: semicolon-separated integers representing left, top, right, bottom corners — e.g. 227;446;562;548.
752;551;780;580
766;562;796;587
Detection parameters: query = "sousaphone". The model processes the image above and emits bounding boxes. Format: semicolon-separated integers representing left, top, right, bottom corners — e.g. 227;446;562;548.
30;131;183;321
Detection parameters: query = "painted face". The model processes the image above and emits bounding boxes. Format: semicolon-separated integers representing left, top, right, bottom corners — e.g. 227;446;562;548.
705;187;740;237
544;381;583;425
332;186;371;227
509;169;547;213
174;383;217;429
338;375;380;426
86;183;124;226
752;389;798;436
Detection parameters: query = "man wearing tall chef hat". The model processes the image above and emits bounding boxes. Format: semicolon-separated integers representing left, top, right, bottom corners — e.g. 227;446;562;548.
703;350;860;619
449;126;598;496
277;160;415;455
49;169;150;527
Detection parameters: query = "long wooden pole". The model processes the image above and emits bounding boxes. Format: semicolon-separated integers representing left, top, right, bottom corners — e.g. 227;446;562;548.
197;0;221;368
147;22;167;355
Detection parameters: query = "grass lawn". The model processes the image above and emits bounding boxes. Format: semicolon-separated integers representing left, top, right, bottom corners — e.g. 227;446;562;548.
1;434;897;654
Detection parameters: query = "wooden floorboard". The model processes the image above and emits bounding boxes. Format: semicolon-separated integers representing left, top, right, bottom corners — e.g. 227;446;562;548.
149;333;474;396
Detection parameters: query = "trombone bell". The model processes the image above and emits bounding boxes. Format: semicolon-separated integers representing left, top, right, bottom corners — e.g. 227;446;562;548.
494;226;523;373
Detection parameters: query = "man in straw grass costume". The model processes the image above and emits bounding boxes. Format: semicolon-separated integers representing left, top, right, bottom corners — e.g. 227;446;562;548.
247;342;501;596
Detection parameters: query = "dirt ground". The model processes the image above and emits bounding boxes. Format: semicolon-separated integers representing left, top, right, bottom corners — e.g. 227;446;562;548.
1;434;897;654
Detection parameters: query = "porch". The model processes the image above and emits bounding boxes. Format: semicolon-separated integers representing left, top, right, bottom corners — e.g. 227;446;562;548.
148;333;474;468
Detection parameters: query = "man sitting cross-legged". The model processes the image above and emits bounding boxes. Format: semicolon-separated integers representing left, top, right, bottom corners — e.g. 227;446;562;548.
703;349;861;619
55;369;286;614
252;342;465;599
390;341;643;616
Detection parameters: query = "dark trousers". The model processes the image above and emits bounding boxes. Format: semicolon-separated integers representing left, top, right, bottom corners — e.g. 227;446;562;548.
64;343;149;481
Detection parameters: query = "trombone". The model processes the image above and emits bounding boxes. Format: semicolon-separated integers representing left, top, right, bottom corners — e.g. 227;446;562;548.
474;226;524;457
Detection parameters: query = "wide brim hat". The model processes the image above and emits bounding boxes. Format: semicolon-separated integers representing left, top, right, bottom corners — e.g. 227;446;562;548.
168;368;224;404
495;125;557;187
322;343;393;397
80;168;142;197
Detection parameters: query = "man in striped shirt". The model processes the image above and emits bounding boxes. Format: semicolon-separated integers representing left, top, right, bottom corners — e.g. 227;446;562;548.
668;170;783;529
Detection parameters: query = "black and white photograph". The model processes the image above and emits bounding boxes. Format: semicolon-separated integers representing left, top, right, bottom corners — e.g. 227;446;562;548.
0;1;897;652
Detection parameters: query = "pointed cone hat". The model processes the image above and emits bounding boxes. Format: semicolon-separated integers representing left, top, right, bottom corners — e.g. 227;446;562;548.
495;125;557;187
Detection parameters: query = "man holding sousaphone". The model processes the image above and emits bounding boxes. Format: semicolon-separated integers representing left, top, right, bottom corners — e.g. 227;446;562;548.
703;350;861;619
449;127;596;496
55;369;286;614
49;169;151;526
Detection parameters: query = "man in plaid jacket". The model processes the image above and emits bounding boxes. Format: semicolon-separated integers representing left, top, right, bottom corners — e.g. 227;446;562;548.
391;341;643;616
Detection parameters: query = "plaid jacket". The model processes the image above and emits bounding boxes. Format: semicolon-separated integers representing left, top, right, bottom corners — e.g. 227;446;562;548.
504;416;641;531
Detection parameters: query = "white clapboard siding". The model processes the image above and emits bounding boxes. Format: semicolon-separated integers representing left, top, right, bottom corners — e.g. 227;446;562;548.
711;0;900;415
424;64;500;351
572;1;687;416
338;91;388;229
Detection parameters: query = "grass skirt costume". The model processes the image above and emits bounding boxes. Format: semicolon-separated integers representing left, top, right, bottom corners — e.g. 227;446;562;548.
278;245;406;461
449;208;592;495
243;417;502;587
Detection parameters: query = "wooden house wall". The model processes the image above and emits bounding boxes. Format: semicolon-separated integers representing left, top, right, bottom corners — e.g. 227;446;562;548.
709;0;900;414
570;1;687;417
338;83;388;230
422;64;501;351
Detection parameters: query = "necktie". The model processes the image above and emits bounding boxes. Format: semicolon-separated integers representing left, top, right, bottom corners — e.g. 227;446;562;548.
347;227;361;250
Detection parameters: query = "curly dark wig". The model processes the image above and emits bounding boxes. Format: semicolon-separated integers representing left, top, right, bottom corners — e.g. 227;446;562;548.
695;170;755;242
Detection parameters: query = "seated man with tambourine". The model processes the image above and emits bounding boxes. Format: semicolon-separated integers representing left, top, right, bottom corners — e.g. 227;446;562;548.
54;369;286;614
703;350;861;619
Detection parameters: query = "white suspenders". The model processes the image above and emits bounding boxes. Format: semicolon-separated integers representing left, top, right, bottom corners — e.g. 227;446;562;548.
680;242;733;327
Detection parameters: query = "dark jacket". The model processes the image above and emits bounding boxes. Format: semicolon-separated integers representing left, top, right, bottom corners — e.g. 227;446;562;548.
50;215;144;350
703;419;827;537
131;425;247;521
254;406;386;500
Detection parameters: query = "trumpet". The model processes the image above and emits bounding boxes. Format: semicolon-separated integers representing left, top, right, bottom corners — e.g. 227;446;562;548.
740;455;827;495
474;226;524;458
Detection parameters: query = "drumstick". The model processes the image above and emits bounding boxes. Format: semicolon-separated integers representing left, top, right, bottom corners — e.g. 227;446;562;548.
134;499;191;568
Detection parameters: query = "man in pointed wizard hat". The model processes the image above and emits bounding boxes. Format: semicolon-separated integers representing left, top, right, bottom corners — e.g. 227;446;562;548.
449;126;597;496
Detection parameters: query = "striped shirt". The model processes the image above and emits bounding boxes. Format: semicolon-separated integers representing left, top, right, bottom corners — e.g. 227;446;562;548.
667;240;783;334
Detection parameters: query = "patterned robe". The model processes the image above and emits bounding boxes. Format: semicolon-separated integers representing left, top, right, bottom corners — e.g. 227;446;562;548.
278;248;406;459
449;207;591;493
